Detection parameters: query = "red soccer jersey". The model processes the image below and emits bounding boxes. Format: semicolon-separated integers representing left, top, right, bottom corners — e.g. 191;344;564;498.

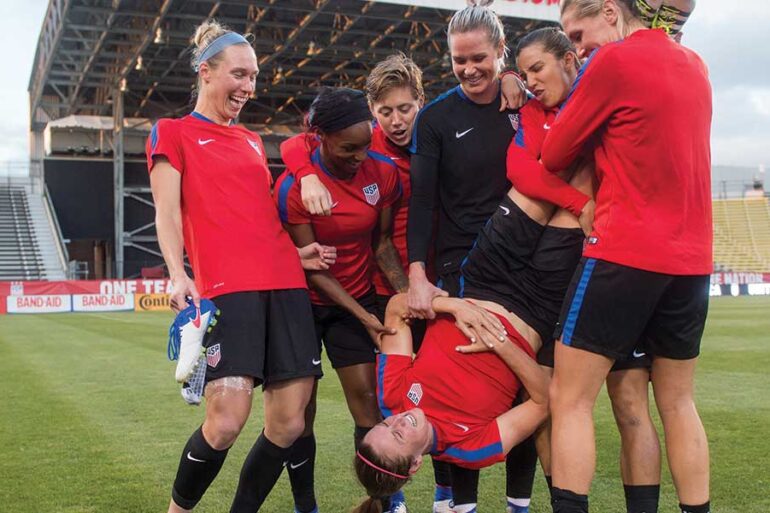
146;112;306;298
541;29;713;275
370;126;411;295
377;313;536;469
279;128;413;296
507;99;589;217
276;147;401;305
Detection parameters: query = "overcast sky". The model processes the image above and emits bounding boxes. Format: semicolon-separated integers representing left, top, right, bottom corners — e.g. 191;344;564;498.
1;0;768;172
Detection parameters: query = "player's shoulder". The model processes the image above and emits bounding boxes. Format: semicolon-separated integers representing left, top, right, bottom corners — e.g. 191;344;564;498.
366;149;398;170
274;170;299;196
419;86;465;120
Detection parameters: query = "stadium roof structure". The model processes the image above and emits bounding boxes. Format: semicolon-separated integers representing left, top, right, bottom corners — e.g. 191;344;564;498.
29;0;558;133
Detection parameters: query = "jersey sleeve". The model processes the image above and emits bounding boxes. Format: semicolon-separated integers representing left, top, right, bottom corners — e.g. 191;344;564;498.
146;119;184;174
280;133;319;181
438;421;506;470
507;107;590;217
541;48;619;173
274;171;311;225
376;354;411;418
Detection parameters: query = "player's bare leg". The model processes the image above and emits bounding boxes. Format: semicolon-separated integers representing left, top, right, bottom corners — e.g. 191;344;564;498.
550;344;613;498
337;363;381;431
168;377;254;513
607;369;662;512
651;357;710;507
229;376;314;512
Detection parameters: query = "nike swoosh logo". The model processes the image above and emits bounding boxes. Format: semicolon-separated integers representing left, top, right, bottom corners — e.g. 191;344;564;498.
455;128;474;139
452;422;470;433
312;359;321;365
187;452;206;463
633;350;646;358
191;308;201;328
499;205;510;216
198;138;215;145
543;123;551;130
289;458;310;470
390;157;401;161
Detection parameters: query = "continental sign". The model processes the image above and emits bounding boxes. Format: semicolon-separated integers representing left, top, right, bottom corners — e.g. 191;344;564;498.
135;293;172;312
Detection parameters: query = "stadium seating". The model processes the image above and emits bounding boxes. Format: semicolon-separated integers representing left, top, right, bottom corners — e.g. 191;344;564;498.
0;184;66;280
712;197;770;272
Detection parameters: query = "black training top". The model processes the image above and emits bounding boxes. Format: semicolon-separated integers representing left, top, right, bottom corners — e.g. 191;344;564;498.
407;84;518;274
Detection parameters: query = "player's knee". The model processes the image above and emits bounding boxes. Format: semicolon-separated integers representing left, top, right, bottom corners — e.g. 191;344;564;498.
205;413;248;448
655;393;695;420
266;414;306;443
610;391;649;429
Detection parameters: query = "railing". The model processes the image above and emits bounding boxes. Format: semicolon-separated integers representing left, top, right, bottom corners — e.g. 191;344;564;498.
713;179;768;200
43;183;71;278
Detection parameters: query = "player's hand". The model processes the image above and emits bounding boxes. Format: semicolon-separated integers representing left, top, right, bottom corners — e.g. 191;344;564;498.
169;273;200;313
578;198;595;237
450;300;508;349
359;313;396;349
300;174;334;216
500;72;528;111
298;242;337;270
407;277;448;320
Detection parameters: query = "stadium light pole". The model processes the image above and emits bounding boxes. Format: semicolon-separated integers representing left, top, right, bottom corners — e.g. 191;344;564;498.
113;87;125;279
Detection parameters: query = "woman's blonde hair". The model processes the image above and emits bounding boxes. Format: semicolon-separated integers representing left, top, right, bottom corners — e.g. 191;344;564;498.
190;20;251;94
365;53;424;105
559;0;642;37
447;0;508;73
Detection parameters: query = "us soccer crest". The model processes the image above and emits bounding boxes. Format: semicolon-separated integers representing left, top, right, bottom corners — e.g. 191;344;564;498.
362;183;380;205
206;343;221;368
247;139;262;157
407;383;423;406
509;113;520;131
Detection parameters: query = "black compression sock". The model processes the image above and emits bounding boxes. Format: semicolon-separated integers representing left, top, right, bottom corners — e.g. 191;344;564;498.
552;487;589;513
354;425;371;451
230;431;291;513
450;464;480;507
506;435;538;499
624;484;660;513
288;435;317;513
680;502;710;513
171;427;230;510
433;458;453;487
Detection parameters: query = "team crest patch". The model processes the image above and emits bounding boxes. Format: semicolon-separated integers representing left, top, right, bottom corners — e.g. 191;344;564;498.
206;343;221;368
407;383;423;406
362;183;380;205
508;113;520;131
247;139;262;157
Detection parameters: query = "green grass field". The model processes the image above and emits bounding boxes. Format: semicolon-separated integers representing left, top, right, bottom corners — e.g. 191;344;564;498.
1;296;768;513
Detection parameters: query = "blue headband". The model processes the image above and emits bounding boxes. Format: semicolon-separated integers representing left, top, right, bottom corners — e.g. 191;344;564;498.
194;32;249;71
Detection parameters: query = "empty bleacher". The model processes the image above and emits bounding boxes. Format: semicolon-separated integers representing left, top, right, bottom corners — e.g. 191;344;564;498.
712;197;770;272
0;183;67;281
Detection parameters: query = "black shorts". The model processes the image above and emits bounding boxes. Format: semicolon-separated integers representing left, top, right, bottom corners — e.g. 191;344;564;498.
375;294;427;354
460;195;546;299
538;337;652;370
313;290;379;369
554;258;710;361
203;290;322;387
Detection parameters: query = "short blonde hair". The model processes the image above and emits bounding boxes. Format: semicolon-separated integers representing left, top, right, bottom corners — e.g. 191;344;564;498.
365;53;424;105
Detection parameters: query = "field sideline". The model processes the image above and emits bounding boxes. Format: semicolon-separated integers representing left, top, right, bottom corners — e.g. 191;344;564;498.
1;296;768;512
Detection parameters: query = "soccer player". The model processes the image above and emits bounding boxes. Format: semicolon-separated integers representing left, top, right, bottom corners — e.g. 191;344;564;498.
544;2;713;513
275;87;406;513
405;2;543;511
280;53;426;327
148;21;324;513
509;26;662;513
